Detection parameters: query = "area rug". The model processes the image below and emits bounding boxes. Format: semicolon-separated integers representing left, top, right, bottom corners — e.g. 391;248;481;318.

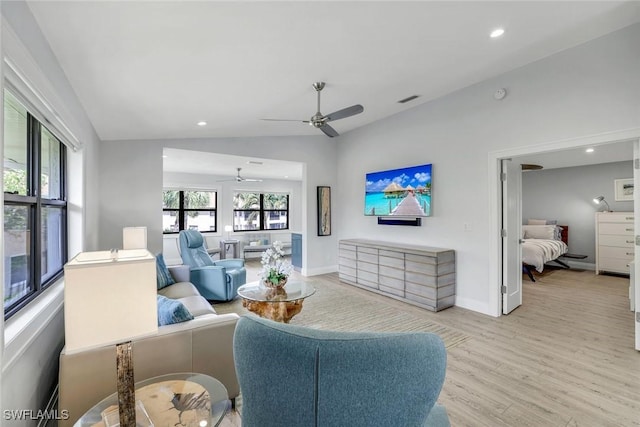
213;274;470;349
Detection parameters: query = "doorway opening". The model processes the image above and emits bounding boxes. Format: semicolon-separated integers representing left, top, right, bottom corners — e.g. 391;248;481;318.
488;129;640;317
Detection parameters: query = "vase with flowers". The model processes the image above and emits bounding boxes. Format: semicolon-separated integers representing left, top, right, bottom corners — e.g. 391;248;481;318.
260;241;294;289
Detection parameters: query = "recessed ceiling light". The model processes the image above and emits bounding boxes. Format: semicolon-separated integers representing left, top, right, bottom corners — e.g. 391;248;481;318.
586;148;595;153
162;155;168;158
197;121;207;126
284;175;289;178
490;28;505;38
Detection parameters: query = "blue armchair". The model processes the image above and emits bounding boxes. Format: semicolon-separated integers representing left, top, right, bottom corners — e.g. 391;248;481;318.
178;230;246;301
233;316;451;427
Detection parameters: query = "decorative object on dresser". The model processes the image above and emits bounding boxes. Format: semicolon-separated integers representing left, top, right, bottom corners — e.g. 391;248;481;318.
595;212;634;275
338;239;455;312
63;249;158;427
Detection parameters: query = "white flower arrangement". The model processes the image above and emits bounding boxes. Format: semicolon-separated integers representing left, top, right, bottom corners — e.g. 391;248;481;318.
260;241;294;286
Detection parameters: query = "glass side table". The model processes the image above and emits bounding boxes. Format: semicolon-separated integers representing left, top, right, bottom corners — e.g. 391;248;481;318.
237;281;316;323
74;372;230;427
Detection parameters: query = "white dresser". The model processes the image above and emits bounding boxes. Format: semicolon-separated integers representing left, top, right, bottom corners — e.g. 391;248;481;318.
595;212;634;275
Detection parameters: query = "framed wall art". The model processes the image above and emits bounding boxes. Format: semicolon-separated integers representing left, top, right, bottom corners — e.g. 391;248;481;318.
317;186;331;236
614;178;634;201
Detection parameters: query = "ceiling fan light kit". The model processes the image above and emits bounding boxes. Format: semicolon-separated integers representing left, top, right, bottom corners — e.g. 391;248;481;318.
217;167;263;183
262;81;364;138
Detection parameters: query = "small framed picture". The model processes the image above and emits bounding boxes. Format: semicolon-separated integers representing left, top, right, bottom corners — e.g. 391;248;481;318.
614;178;634;201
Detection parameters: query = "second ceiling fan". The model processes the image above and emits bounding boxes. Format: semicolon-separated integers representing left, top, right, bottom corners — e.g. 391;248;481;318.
217;167;263;183
263;82;364;138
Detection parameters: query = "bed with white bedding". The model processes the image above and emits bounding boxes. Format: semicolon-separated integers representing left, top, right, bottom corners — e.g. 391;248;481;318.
521;223;569;281
522;238;568;273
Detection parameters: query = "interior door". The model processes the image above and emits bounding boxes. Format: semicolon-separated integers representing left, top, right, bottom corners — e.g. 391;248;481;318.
634;141;640;351
502;158;523;314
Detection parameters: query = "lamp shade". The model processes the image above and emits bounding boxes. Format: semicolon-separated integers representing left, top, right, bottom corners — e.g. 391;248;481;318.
63;249;158;354
592;195;611;212
123;226;147;250
224;225;233;233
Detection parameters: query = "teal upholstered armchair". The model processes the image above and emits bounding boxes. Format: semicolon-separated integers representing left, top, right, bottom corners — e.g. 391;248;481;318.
233;316;451;427
178;230;246;301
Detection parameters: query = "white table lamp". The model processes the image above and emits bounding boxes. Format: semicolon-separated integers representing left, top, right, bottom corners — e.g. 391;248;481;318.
123;226;147;249
64;249;158;427
224;224;233;241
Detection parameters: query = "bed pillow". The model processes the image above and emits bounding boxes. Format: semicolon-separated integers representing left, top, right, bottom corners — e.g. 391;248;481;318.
523;224;556;240
554;225;563;241
527;219;558;225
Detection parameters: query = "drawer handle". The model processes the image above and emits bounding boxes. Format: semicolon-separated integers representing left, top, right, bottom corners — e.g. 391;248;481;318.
626;240;634;244
627;252;634;256
626;217;634;220
626;228;634;231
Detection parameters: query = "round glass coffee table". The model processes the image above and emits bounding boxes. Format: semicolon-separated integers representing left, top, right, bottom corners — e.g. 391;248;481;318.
237;281;316;323
74;372;230;426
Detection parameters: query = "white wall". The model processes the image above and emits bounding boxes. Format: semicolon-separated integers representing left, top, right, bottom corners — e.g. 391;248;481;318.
335;23;640;315
98;136;337;275
1;2;100;423
522;161;634;264
162;171;302;265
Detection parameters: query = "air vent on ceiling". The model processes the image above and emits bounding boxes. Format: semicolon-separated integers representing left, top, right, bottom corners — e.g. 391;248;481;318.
247;161;263;165
398;95;420;104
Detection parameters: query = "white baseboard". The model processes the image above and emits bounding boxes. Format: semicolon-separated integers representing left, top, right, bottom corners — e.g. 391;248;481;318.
303;265;338;276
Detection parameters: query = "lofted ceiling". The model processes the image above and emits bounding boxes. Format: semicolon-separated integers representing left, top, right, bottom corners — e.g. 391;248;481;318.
26;1;640;142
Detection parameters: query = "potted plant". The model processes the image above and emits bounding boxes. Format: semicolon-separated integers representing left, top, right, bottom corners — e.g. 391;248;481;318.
260;241;293;288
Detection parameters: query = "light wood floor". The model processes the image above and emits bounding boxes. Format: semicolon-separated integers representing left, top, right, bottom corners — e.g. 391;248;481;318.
222;264;639;427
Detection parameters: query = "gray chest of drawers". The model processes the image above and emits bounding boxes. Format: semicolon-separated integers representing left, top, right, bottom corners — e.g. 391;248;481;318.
338;239;455;311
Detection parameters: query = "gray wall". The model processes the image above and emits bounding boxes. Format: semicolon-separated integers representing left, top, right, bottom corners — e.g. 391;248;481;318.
98;136;338;276
336;24;640;315
1;2;100;423
522;161;634;263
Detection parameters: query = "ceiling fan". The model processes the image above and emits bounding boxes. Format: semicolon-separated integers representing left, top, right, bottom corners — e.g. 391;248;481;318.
217;167;263;182
262;82;364;137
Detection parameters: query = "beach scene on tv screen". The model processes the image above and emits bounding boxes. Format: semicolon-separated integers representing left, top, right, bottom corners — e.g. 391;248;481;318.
365;164;432;216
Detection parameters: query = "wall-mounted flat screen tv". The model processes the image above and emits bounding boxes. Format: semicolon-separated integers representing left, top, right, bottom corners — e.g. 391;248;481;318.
364;163;432;217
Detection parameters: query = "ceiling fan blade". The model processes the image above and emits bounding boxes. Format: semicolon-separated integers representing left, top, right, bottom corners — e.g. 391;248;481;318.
324;104;364;122
243;178;263;182
319;123;339;138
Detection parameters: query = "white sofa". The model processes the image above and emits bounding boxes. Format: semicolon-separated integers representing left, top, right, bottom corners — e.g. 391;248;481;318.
240;233;291;259
58;266;240;426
